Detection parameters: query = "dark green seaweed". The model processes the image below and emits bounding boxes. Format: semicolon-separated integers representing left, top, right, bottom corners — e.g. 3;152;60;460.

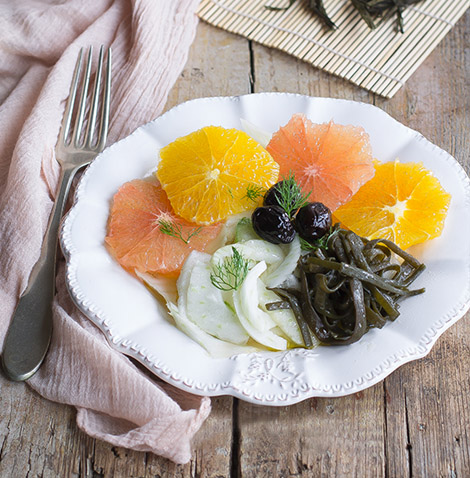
307;0;337;29
272;226;425;346
269;287;315;348
351;0;424;33
266;0;424;33
266;301;291;310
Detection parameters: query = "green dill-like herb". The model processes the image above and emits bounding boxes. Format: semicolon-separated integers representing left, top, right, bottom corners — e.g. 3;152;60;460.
276;171;311;218
158;219;202;244
210;247;250;291
299;225;338;251
244;184;267;202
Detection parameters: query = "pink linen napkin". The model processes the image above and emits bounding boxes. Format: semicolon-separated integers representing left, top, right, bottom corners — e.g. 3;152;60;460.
0;0;211;464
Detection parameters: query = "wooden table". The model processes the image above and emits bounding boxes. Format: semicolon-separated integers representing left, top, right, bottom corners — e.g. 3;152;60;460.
1;11;469;478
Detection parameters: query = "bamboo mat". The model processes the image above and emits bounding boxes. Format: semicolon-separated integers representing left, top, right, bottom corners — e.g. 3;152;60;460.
198;0;469;97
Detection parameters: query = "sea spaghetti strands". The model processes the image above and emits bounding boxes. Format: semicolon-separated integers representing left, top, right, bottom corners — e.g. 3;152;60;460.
264;0;426;32
270;226;426;346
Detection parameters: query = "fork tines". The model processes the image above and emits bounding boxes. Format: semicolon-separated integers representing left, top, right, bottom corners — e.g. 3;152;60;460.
60;46;112;151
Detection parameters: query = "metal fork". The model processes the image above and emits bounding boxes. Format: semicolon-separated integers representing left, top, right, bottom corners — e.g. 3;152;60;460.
2;46;112;381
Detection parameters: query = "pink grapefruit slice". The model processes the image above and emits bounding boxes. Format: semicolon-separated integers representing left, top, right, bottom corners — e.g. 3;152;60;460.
266;114;375;211
105;177;222;277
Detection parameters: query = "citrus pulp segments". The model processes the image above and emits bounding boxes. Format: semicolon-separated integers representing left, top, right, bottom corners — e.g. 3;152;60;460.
266;114;375;212
105;177;222;276
334;160;451;250
157;126;280;224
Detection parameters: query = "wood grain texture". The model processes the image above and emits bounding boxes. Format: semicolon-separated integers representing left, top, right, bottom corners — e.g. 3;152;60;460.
1;11;469;478
0;22;244;478
235;391;386;477
377;12;470;478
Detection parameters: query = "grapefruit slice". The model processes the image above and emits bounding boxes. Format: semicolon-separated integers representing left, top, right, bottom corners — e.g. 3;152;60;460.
266;114;375;211
105;177;222;276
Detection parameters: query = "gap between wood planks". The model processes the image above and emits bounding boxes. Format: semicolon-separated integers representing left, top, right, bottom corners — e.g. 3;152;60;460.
248;41;255;93
404;388;413;478
230;398;241;477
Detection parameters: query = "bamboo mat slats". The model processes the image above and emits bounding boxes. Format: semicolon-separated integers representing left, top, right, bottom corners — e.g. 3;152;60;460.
198;0;470;97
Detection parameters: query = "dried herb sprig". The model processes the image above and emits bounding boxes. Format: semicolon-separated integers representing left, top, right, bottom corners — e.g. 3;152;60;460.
307;0;337;29
266;0;336;29
158;219;202;244
265;0;295;11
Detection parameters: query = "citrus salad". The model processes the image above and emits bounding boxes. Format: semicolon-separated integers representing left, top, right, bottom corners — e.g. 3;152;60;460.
104;113;451;358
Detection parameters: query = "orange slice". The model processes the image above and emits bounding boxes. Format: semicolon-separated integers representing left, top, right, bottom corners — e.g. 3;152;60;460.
105;177;222;276
266;114;375;211
334;160;451;250
156;126;279;225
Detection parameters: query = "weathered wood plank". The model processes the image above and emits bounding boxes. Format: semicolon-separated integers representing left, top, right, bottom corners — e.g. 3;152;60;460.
235;390;386;477
166;21;253;107
384;322;470;478
0;379;79;477
378;11;470;478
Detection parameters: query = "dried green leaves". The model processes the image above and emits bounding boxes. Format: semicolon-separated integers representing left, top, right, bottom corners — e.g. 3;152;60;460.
266;0;424;33
350;0;424;33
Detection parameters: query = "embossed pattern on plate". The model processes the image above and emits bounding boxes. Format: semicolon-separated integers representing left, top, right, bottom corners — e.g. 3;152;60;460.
60;93;470;405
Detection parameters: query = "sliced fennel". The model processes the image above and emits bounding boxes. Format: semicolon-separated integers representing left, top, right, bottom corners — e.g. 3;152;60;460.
167;303;257;359
231;219;302;288
211;240;284;270
237;261;277;332
232;273;288;350
175;251;249;344
263;235;301;288
135;270;177;304
258;284;303;346
208;211;251;252
234;217;259;243
145;218;309;357
240;118;272;148
185;254;249;344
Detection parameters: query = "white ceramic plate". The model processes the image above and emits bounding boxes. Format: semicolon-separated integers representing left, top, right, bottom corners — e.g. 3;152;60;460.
60;93;470;405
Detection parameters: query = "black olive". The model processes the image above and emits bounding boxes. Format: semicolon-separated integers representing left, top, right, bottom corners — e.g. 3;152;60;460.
263;180;303;215
294;202;332;242
252;206;296;244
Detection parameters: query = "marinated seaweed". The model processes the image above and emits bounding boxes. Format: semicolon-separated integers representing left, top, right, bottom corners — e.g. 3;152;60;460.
269;225;425;346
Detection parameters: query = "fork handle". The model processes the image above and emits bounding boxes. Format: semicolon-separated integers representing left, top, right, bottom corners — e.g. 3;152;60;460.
2;165;79;381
